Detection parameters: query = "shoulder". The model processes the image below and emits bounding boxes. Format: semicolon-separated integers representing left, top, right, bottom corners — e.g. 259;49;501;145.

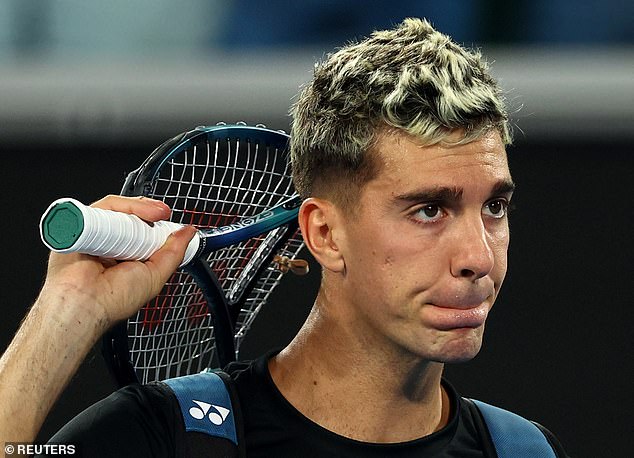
462;397;569;458
45;383;182;458
161;370;247;457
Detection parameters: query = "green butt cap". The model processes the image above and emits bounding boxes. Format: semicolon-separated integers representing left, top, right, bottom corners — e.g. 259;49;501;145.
42;201;85;250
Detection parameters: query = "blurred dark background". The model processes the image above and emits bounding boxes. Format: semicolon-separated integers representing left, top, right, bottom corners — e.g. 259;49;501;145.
1;1;632;457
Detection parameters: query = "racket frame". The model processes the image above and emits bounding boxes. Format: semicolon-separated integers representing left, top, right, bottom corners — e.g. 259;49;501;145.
101;124;300;385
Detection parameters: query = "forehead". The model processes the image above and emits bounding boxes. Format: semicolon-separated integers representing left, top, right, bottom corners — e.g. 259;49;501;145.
369;130;510;190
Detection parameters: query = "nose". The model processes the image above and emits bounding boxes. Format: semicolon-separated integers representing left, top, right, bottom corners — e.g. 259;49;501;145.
450;215;495;281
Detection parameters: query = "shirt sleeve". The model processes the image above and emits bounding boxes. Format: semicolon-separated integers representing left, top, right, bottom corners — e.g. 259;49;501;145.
37;382;185;458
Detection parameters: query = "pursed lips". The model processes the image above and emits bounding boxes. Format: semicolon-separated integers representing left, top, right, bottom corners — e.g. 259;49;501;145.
429;288;494;309
423;291;494;330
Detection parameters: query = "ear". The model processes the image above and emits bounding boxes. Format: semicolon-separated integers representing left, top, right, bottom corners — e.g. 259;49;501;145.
298;198;345;273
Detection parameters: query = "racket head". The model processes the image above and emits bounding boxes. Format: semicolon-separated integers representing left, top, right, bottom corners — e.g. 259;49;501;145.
102;123;304;386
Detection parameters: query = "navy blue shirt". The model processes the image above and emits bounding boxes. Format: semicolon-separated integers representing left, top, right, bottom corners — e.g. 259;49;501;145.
45;353;563;457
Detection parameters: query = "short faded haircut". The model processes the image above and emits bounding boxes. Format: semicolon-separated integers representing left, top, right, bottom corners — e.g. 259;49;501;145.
290;18;511;208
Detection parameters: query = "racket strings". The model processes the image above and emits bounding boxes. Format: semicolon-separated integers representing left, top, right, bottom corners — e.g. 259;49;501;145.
127;133;303;382
130;272;216;381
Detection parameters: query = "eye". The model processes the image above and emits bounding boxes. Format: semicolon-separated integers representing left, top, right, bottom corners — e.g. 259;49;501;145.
412;204;446;223
483;199;509;219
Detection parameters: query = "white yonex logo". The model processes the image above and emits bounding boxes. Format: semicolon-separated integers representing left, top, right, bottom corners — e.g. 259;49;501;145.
189;400;231;425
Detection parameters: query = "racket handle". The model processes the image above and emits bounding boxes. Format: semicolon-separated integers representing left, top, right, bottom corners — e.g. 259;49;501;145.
40;198;200;267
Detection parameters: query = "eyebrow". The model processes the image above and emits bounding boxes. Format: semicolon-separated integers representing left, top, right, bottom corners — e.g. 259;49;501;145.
393;179;516;204
491;179;516;196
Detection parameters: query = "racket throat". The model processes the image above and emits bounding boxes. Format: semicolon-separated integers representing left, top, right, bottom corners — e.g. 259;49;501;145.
227;226;289;305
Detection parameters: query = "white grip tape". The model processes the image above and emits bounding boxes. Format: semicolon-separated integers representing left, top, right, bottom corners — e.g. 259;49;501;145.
41;198;200;267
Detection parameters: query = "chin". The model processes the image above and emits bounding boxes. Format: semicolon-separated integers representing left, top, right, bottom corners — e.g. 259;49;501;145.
432;328;485;364
440;349;481;364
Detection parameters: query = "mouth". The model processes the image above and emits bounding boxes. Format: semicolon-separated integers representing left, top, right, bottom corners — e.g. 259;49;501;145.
424;300;491;331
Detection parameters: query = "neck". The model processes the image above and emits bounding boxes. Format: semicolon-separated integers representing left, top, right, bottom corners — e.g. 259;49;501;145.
269;290;451;443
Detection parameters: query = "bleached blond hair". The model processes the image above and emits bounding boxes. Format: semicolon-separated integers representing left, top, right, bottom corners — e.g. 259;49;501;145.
290;18;511;206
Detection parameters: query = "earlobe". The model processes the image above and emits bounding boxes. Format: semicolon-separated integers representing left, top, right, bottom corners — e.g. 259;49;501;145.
298;198;346;273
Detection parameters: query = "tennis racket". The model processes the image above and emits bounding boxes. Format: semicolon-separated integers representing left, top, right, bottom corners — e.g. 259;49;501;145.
40;123;306;386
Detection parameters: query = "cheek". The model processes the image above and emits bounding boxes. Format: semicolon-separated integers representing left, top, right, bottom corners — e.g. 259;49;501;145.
346;239;411;301
491;226;510;283
344;215;443;290
350;226;400;266
377;227;447;277
494;249;508;282
377;242;445;300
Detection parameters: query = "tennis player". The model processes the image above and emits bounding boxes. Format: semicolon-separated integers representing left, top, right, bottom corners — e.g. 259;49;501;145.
0;18;568;456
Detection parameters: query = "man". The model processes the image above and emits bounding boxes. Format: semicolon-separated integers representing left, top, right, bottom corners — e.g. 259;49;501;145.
0;18;568;456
